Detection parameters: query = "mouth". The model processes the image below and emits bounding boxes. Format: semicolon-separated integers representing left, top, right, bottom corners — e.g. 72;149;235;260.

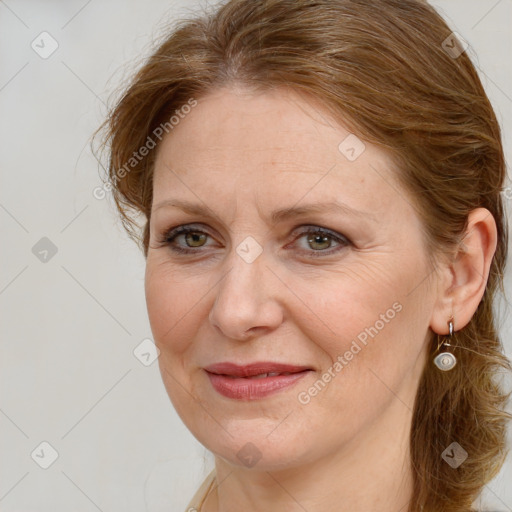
216;371;301;379
204;361;313;378
203;362;314;400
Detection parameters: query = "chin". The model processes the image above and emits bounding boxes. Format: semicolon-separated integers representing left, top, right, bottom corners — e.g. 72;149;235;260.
194;424;311;471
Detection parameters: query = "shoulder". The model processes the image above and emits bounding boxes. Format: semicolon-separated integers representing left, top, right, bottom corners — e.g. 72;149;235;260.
184;468;216;512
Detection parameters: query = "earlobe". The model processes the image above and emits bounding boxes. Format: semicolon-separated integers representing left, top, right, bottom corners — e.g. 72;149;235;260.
430;207;498;335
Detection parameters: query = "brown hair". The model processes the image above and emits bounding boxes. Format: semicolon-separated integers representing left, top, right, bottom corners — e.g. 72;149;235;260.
94;0;512;510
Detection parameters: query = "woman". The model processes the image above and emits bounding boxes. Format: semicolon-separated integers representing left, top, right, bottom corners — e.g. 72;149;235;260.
95;0;511;510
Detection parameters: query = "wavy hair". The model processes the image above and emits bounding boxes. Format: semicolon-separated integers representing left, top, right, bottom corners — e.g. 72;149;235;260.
93;1;512;510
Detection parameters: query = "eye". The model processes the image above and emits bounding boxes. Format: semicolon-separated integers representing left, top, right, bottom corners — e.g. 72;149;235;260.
160;225;215;254
158;224;351;257
289;226;351;257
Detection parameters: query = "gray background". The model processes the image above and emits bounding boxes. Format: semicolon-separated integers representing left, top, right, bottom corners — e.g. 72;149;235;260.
0;0;511;510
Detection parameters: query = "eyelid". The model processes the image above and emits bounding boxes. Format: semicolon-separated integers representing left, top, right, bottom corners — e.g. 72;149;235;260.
160;223;217;245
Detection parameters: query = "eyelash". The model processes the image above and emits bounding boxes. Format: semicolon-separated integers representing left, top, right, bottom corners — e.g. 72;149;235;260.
158;224;351;258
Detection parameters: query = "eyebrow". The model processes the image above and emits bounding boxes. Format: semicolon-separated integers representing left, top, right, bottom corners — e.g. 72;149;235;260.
153;199;377;224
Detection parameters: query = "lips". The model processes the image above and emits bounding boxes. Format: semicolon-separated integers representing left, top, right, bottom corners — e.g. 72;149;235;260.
205;362;314;400
204;362;312;379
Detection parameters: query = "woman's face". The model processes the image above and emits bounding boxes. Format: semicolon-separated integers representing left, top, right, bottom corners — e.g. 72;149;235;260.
145;85;439;470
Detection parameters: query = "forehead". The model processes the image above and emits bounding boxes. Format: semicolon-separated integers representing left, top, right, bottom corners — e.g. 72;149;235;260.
152;86;409;221
156;85;360;166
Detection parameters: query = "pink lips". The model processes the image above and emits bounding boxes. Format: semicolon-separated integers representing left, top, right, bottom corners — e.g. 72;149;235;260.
204;362;313;400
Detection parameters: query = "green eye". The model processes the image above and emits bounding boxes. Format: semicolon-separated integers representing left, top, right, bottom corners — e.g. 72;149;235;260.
293;227;350;257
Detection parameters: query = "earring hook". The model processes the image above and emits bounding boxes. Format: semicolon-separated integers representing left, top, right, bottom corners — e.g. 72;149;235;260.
444;317;454;347
435;317;454;353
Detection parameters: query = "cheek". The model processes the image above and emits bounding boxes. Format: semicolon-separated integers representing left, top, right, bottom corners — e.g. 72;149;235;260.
144;260;201;355
144;263;207;416
287;259;427;385
288;261;405;343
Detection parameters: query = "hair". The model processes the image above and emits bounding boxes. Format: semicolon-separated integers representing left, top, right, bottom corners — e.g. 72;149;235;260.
93;0;512;510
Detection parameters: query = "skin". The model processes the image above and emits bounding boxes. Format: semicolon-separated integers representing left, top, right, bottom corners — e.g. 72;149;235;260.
144;84;497;512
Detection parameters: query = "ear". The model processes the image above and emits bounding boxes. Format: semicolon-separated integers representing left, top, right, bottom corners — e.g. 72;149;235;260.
430;207;498;335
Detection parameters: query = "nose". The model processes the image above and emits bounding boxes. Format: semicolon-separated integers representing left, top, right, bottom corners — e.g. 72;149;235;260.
208;251;284;341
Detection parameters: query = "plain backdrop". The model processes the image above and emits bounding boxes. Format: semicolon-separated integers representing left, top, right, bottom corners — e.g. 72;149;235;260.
1;1;511;511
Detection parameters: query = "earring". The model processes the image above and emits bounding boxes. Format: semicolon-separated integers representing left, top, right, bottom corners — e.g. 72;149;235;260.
433;318;457;371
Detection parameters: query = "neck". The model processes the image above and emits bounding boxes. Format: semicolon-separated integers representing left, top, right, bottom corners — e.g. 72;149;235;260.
202;397;416;512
